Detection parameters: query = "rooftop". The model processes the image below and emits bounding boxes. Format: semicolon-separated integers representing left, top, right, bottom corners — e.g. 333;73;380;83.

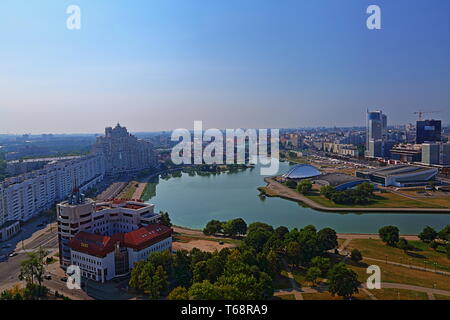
314;173;366;187
282;164;321;179
68;224;172;257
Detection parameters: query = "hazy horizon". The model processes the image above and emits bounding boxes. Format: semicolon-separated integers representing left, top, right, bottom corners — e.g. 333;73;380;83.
1;0;449;134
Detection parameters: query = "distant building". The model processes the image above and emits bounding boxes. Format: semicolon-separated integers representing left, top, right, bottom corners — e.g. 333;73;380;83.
356;164;438;187
422;143;450;165
366;110;388;158
93;124;157;175
416;120;441;144
390;144;422;163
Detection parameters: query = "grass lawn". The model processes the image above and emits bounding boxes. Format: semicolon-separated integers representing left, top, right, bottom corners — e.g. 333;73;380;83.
347;259;450;291
347;239;450;272
305;191;445;209
173;233;243;246
118;181;139;199
368;288;428;300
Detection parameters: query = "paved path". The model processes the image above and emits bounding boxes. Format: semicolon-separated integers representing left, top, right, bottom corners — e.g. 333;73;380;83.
364;256;450;277
281;260;303;300
264;177;450;213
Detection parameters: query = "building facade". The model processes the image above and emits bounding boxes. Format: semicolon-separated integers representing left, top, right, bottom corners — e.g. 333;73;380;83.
57;191;163;269
68;224;172;282
366;110;388;158
422;143;450;166
0;155;105;239
416;120;441;144
92;123;157;175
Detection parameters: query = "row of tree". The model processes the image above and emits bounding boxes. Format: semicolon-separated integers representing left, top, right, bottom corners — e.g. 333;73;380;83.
130;220;363;299
379;225;450;259
203;218;247;237
320;182;375;205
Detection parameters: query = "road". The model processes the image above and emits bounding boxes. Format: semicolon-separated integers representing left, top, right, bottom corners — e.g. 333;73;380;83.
0;218;58;292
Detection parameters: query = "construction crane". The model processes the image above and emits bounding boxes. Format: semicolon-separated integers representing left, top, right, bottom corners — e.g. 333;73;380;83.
413;110;441;121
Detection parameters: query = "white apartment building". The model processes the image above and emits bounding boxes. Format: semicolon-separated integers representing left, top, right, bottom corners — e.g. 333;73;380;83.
57;194;161;268
0;154;105;239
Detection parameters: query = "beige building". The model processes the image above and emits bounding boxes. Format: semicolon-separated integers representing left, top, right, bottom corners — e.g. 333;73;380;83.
92;124;157;175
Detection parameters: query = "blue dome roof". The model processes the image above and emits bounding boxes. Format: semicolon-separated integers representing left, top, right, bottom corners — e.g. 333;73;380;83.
282;164;321;179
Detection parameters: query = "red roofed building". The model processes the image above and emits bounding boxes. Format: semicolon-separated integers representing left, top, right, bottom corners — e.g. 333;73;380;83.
68;224;172;282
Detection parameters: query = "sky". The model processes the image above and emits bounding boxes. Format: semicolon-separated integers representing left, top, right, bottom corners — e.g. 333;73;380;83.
0;0;449;134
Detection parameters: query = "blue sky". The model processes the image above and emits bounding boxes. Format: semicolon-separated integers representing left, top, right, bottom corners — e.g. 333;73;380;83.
0;0;449;133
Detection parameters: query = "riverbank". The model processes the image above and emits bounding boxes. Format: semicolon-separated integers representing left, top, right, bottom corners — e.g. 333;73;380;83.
261;177;450;214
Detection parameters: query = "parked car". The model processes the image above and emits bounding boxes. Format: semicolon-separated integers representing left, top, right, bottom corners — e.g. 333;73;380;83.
60;277;68;282
9;252;17;257
44;274;52;280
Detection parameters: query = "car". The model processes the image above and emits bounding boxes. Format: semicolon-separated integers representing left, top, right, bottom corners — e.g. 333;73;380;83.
44;274;52;280
219;241;224;245
9;252;17;257
60;277;68;282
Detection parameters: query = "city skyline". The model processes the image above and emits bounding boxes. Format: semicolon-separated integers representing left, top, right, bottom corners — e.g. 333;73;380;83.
0;0;449;134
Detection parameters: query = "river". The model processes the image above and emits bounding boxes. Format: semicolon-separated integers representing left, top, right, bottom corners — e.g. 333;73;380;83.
144;161;449;234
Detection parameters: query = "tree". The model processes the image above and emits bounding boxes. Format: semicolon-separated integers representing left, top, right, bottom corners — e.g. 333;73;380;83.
356;182;374;197
18;247;48;293
286;241;301;267
275;226;289;240
247;222;274;234
188;280;223;300
350;249;363;263
305;267;321;286
310;256;331;277
397;238;409;252
317;227;338;251
285;180;297;188
192;261;209;283
320;185;335;199
159;211;172;227
296;179;312;194
167;286;189;300
419;226;438;243
378;226;400;246
203;220;223;236
438;225;450;241
229;218;247;236
328;263;360;299
244;229;273;253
